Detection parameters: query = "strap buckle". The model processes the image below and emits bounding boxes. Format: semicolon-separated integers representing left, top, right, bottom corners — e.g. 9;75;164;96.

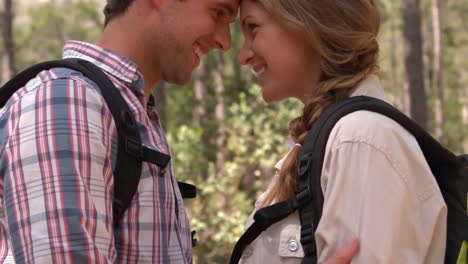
458;154;468;167
292;188;311;209
300;223;317;257
178;181;197;199
126;138;171;176
191;230;198;247
125;138;143;159
298;155;312;176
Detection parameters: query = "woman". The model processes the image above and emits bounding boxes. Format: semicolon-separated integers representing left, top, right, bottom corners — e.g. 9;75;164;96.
237;0;447;263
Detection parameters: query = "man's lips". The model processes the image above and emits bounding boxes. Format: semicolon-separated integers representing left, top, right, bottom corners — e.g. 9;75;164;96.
193;43;208;67
253;64;266;77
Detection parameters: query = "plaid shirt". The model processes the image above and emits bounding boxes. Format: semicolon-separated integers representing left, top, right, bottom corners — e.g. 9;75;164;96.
0;41;192;263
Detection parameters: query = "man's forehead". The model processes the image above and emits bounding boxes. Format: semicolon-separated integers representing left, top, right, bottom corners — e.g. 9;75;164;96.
220;0;240;8
214;0;240;16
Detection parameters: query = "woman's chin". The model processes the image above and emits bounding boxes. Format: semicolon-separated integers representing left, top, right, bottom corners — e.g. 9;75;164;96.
261;91;285;104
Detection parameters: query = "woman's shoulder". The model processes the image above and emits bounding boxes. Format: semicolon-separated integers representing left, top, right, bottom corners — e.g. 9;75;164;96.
326;109;418;152
327;76;417;149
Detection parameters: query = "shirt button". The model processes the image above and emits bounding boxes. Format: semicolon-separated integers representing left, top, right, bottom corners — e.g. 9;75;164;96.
288;240;299;252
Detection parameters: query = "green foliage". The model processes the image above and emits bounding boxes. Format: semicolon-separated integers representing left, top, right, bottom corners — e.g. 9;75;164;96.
14;0;103;70
6;0;467;263
167;83;300;263
376;0;467;153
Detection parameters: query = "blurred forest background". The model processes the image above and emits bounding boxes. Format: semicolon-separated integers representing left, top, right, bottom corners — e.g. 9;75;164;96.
1;0;467;262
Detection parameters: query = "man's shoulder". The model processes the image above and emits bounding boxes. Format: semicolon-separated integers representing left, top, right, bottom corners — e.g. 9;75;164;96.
0;66;106;116
26;66;104;94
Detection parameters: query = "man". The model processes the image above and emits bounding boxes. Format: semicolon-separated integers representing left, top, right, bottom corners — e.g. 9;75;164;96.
0;0;358;263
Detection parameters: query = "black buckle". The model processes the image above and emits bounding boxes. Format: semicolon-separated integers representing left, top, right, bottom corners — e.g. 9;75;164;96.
140;145;171;176
178;181;197;199
125;138;142;159
125;138;171;176
159;160;169;176
191;230;198;247
458;154;468;167
300;223;315;245
292;188;311;209
298;155;312;176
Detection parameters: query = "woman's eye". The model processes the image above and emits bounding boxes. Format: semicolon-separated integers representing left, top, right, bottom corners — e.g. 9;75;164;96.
247;23;258;32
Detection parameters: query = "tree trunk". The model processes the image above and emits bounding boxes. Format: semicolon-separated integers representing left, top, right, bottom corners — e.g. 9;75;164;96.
1;55;6;85
402;0;428;130
194;61;208;126
463;96;468;152
193;60;210;176
390;0;401;111
212;52;230;212
431;0;445;140
461;70;468;152
2;0;16;79
213;52;227;176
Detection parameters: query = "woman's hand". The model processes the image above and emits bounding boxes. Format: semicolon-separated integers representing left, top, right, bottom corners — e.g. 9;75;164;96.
324;239;360;264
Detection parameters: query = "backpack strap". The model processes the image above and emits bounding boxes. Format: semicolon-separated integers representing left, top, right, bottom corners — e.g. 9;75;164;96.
458;155;468;167
0;59;171;227
177;181;197;199
296;97;375;263
229;189;311;264
297;95;466;263
230;95;465;263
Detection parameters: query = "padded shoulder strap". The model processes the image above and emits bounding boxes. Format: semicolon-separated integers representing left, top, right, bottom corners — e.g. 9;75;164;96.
296;95;464;263
0;59;168;227
229;190;310;264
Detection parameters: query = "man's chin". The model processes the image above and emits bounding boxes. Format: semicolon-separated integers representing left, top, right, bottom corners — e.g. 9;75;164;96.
165;72;192;86
177;76;192;86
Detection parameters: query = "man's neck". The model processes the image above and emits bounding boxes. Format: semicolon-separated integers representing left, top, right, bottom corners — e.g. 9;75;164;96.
97;14;161;104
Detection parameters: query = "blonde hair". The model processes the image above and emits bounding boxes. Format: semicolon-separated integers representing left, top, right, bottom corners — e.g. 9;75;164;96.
259;0;380;207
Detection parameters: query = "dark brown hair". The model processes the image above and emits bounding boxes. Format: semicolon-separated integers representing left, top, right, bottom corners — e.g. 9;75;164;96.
103;0;134;26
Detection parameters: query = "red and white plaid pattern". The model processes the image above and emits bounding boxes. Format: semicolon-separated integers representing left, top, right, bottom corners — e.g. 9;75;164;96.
0;41;192;263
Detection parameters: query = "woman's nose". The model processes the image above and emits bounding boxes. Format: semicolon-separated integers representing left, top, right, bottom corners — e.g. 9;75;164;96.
238;42;254;65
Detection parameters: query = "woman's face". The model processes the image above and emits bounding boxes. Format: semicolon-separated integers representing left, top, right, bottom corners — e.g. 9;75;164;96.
238;0;322;103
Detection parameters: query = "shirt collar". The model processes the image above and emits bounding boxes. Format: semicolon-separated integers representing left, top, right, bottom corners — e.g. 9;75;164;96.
62;40;144;89
350;75;390;103
276;75;389;171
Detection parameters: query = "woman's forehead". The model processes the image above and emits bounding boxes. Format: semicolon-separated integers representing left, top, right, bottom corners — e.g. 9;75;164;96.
239;0;262;18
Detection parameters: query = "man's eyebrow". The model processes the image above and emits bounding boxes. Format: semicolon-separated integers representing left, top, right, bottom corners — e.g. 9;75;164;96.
217;2;237;18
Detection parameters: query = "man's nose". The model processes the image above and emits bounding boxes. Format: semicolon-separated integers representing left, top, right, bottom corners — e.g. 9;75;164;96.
213;24;232;51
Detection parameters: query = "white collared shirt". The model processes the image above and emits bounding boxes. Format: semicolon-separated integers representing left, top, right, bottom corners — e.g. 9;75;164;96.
241;75;447;264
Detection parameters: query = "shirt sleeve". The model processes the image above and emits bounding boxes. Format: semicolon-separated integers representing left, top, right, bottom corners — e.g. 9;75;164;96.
1;76;117;263
315;119;447;263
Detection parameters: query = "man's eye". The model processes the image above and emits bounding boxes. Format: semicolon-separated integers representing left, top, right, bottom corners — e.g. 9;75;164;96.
215;9;226;20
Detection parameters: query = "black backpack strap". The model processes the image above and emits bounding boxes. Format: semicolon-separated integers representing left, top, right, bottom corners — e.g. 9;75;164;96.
297;95;466;263
177;181;197;199
0;59;171;227
296;97;385;262
296;97;374;263
230;95;465;263
229;189;310;264
458;155;468;167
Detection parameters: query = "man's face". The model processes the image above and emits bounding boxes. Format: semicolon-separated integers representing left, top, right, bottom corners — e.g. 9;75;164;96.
155;0;239;85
